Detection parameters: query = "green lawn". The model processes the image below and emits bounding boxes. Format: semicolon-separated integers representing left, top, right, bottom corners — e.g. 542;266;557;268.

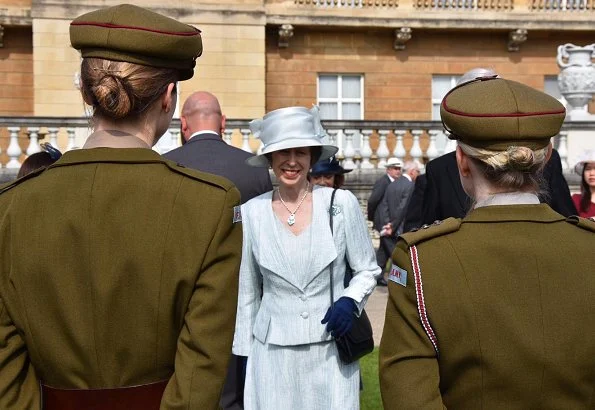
360;348;383;410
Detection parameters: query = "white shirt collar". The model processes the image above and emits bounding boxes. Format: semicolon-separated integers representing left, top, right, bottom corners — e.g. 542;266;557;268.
474;192;540;209
189;130;220;140
403;174;412;182
388;175;395;183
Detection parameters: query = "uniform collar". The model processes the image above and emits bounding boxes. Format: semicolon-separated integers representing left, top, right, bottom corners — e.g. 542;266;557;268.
52;147;165;167
83;130;151;149
474;192;540;209
464;203;565;224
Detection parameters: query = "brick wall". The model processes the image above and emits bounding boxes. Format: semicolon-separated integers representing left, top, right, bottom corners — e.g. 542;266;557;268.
0;26;33;116
0;26;33;165
266;27;595;120
182;23;266;121
32;18;83;117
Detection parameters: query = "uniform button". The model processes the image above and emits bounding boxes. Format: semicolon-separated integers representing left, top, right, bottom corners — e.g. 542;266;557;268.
300;295;307;301
301;312;309;319
422;224;430;229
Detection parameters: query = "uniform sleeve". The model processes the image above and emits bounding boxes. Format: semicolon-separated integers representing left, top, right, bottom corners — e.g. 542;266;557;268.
379;240;446;410
340;190;380;312
161;188;242;410
0;294;40;409
232;204;263;356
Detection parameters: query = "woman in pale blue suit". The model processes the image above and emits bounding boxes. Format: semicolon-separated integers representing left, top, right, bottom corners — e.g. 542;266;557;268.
232;106;380;409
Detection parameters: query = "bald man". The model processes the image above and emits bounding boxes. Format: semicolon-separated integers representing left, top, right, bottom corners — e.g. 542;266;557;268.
164;92;272;410
164;91;272;203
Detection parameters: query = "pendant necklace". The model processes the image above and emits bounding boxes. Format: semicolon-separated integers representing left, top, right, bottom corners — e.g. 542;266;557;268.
277;182;310;226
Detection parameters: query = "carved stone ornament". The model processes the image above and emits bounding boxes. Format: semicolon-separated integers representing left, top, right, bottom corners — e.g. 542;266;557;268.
557;43;595;111
278;24;294;49
507;29;527;52
394;27;412;51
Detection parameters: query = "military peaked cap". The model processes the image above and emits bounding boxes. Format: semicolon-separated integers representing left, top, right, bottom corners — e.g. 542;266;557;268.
70;4;202;80
441;77;566;150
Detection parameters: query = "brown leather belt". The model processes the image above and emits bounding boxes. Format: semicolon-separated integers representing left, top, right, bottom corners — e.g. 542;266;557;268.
41;380;168;410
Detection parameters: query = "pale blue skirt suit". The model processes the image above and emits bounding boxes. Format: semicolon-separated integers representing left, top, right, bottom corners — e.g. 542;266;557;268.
232;186;380;409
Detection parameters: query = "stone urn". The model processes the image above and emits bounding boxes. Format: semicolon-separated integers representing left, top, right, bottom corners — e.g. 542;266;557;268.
557;43;595;112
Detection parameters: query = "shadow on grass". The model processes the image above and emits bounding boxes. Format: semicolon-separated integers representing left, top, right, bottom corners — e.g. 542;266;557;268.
360;348;383;410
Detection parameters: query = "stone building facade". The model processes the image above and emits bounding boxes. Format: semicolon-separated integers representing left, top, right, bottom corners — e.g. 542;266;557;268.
0;0;593;163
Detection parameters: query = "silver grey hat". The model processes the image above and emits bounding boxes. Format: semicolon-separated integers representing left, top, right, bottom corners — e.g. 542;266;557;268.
246;105;339;167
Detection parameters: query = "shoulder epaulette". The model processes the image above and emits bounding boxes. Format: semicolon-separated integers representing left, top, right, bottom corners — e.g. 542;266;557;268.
162;160;235;192
0;166;46;196
565;215;595;233
398;217;462;247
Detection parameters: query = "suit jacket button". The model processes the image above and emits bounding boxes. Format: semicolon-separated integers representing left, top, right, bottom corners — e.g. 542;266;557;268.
300;295;307;301
301;312;309;319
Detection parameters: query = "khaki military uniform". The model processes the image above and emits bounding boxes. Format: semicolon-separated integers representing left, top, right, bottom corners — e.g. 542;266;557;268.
380;203;595;409
0;147;242;409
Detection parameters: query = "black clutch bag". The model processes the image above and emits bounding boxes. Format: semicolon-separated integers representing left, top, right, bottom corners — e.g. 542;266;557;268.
329;189;374;365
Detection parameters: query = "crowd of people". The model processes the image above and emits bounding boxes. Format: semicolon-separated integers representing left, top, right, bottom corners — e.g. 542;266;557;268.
0;3;593;410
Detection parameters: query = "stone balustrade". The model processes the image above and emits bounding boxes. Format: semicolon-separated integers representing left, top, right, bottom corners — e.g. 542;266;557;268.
270;0;594;31
1;117;594;184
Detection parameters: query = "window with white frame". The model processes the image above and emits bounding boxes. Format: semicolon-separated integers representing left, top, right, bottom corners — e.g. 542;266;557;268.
544;75;567;106
431;75;459;120
317;74;364;120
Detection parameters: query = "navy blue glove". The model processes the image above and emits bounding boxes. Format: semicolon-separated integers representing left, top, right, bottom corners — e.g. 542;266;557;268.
321;297;358;338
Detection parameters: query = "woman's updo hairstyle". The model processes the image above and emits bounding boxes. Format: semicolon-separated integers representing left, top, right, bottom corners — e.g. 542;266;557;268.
458;142;549;192
80;58;178;120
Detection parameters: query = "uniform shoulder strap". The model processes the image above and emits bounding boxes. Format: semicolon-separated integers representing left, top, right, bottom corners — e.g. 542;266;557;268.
398;217;462;247
565;215;595;233
0;167;46;196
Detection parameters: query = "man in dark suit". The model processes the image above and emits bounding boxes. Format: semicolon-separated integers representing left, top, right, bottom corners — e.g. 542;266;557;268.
164;91;272;203
403;173;427;232
368;158;403;222
368;158;403;285
421;149;576;224
376;160;420;281
164;91;272;410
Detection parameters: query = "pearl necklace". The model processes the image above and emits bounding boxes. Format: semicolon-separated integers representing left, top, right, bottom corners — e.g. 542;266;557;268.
277;182;310;226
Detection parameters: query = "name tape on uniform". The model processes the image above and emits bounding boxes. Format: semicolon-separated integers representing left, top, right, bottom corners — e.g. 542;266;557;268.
233;206;242;223
388;263;407;287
